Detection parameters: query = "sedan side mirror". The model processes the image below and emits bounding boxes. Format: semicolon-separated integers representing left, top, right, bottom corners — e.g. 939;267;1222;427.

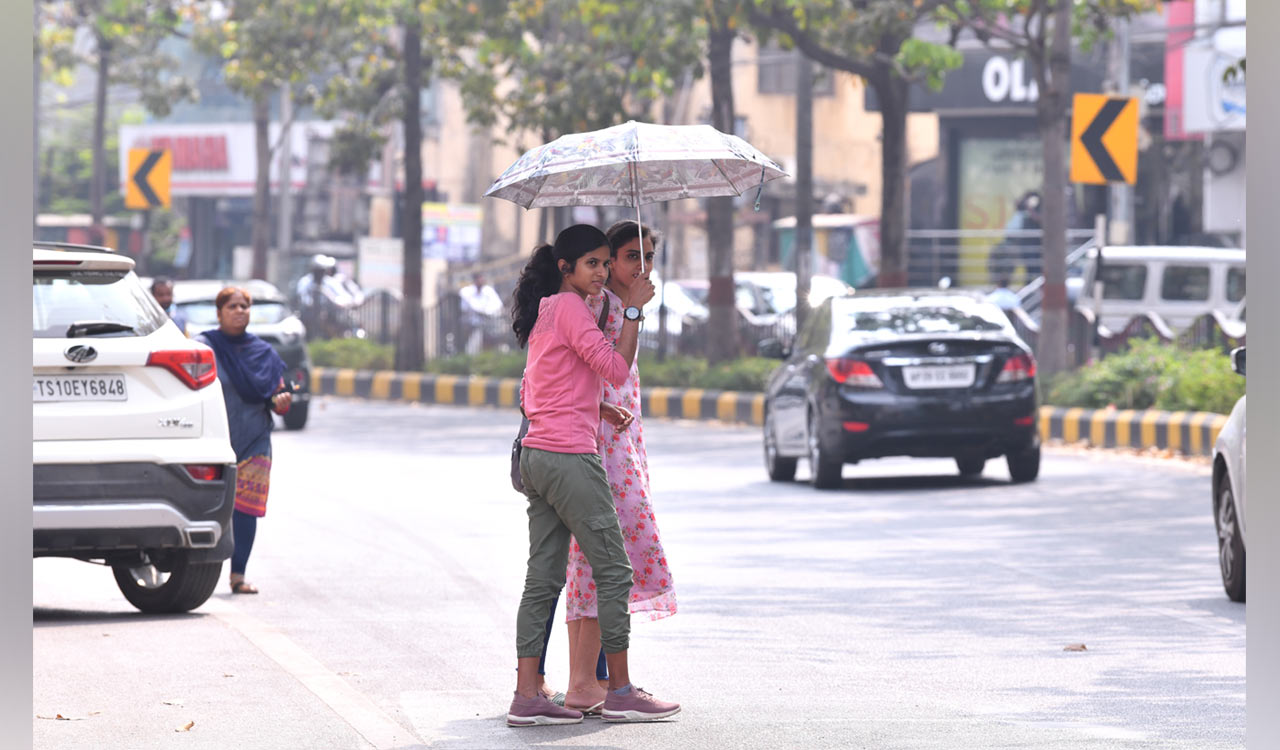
1231;347;1246;377
758;338;789;360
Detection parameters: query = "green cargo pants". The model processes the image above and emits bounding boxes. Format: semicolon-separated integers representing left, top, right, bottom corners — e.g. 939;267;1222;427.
516;447;633;657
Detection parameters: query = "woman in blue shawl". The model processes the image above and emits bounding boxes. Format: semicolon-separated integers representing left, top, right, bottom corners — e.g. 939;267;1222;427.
198;287;292;595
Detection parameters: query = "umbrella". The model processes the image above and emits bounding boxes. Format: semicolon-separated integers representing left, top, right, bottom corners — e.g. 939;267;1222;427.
484;120;787;271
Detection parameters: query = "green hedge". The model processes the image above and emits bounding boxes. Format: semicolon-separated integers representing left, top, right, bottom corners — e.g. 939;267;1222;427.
309;338;394;370
417;350;777;392
1046;339;1243;414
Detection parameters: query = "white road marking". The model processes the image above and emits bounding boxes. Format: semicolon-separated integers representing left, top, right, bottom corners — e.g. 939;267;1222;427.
203;597;424;749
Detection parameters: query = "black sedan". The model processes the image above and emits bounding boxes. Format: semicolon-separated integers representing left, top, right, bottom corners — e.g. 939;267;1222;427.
760;290;1040;489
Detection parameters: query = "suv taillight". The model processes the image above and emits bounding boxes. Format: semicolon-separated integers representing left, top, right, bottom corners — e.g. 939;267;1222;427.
147;349;217;390
825;358;883;388
997;353;1037;383
183;464;223;481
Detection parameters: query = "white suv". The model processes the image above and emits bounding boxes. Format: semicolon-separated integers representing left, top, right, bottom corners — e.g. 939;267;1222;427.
33;243;236;613
1212;346;1247;603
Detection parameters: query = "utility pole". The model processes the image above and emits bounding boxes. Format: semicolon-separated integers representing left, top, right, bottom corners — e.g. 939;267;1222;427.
277;83;294;282
1107;17;1134;245
794;51;814;335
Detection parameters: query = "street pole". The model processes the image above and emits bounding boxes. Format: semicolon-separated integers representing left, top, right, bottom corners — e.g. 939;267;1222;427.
1107;18;1134;245
794;51;814;336
277;84;294;285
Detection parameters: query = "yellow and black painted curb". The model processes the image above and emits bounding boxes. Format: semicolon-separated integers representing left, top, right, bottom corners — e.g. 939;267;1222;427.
311;368;1227;457
1037;406;1228;457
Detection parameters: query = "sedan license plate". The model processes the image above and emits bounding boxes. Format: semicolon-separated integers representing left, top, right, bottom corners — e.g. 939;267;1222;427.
32;373;128;402
902;364;975;390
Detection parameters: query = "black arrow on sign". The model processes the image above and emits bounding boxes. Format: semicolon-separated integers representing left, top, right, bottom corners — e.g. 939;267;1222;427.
132;150;163;208
1080;98;1128;182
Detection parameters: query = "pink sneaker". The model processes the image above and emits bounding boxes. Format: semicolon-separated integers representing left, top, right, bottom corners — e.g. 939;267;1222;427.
506;692;584;727
601;686;681;722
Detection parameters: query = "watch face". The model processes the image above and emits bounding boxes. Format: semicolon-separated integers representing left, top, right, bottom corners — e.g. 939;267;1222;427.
625;306;641;320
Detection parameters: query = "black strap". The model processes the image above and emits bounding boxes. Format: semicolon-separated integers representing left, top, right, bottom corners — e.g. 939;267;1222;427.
596;294;611;331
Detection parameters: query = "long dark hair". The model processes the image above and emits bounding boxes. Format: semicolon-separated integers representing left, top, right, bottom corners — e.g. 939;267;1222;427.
605;220;662;255
511;224;610;347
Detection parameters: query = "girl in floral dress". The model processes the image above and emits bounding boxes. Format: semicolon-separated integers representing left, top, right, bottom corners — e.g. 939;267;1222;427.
561;221;677;713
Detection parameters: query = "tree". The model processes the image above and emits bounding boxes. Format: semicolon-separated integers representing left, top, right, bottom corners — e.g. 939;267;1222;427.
704;4;740;363
938;0;1152;377
196;0;353;279
45;0;194;243
751;0;962;289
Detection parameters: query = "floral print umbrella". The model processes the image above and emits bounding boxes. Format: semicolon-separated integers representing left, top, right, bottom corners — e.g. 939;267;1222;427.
484;120;787;269
485;120;786;208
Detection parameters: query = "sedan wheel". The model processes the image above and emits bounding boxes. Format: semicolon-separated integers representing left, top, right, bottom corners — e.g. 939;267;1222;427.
807;412;843;490
763;407;797;482
956;455;986;477
1216;481;1246;603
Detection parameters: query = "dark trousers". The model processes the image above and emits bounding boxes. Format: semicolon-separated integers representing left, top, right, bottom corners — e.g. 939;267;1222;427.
230;510;257;575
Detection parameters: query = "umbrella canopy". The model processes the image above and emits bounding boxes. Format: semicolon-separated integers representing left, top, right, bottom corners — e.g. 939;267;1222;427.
484;120;787;209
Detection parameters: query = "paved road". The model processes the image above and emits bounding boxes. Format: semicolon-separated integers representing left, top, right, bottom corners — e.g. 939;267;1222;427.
33;398;1244;749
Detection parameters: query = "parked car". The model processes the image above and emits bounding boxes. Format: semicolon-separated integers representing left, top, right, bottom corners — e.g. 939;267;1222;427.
33;242;237;613
172;279;312;430
735;272;854;315
1075;246;1245;331
1212;347;1247;603
760;289;1040;489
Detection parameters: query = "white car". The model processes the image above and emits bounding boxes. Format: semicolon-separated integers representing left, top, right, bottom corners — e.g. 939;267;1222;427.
33;243;237;613
1212;346;1247;603
734;271;854;314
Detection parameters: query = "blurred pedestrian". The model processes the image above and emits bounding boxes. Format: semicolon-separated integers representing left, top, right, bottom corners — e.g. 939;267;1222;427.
989;191;1042;283
150;278;189;336
460;273;503;353
197;287;292;595
986;274;1021;312
507;224;677;727
559;220;677;714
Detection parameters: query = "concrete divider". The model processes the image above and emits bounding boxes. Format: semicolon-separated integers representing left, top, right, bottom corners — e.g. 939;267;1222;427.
312;367;1227;457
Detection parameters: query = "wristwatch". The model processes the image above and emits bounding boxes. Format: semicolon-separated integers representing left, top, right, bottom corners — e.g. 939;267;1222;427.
623;306;644;322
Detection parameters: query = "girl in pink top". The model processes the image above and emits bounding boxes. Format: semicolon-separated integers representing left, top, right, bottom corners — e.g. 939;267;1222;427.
507;225;679;726
561;221;677;712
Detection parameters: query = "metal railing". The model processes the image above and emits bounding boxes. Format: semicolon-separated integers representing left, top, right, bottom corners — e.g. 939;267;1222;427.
905;229;1096;290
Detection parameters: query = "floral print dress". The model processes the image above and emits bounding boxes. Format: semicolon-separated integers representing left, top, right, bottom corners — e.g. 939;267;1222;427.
564;288;677;622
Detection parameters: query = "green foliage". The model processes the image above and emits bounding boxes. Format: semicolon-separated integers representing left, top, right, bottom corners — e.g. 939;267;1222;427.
436;0;706;142
638;354;777;392
425;350;528;378
310;338;395;370
414;351;776;392
38;105;140;216
1045;339;1243;415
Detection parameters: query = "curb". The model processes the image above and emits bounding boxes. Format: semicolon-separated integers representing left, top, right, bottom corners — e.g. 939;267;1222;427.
310;368;1227;457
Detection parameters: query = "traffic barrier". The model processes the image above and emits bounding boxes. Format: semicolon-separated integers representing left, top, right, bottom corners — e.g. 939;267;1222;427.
312;368;1226;456
1037;406;1228;457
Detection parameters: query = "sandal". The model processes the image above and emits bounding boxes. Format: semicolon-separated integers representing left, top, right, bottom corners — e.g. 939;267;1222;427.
229;576;259;595
564;699;604;717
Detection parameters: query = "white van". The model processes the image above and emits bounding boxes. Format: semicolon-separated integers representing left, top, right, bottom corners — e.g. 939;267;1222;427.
1076;246;1246;332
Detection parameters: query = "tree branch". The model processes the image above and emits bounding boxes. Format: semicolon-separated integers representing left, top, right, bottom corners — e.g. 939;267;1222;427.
748;4;877;80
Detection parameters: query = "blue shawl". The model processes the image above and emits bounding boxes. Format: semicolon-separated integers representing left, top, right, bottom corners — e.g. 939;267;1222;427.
200;329;287;404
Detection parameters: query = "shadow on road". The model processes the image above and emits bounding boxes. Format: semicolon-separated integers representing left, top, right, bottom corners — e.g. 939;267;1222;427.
32;607;211;627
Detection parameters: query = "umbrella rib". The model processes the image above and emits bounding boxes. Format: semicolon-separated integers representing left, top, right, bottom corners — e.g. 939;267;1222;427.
708;158;745;197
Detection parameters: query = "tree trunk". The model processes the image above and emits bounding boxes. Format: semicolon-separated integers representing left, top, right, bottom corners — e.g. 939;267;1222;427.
90;32;109;245
873;69;910;288
251;92;271;280
396;20;425;371
794;52;814;334
706;20;738;363
1034;1;1074;378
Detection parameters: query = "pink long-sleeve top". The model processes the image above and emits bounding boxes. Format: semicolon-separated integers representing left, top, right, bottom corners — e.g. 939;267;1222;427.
521;292;630;454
